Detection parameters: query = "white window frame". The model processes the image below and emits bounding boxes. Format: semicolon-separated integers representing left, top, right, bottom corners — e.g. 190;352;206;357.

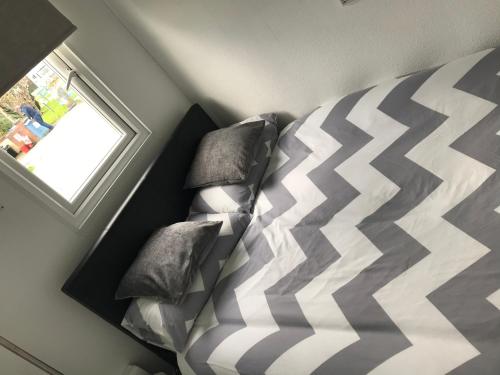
0;44;151;228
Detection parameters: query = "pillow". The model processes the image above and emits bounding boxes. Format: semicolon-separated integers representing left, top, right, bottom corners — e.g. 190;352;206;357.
184;120;265;189
121;212;251;352
115;221;222;304
190;113;278;214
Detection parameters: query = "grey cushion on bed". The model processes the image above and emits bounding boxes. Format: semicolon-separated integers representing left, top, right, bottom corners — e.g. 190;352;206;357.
184;120;265;189
115;221;222;304
190;113;278;214
121;213;251;352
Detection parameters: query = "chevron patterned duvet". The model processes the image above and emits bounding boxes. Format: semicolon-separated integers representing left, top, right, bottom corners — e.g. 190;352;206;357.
178;47;500;375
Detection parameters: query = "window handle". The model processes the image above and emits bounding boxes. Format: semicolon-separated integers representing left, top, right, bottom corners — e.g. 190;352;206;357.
66;70;78;91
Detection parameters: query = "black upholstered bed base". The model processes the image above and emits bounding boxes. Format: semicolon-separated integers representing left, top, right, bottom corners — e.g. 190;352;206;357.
62;104;218;368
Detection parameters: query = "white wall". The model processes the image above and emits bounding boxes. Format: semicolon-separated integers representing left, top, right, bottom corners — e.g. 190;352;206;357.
0;0;190;374
106;0;500;126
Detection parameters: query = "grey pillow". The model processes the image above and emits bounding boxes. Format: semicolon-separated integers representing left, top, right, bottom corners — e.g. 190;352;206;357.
184;120;265;189
115;221;222;304
121;213;251;352
190;113;278;214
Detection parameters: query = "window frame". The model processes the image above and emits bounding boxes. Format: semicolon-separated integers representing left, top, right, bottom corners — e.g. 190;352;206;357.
0;44;151;228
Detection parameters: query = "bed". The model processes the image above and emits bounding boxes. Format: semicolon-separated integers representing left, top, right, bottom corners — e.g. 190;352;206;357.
65;47;500;375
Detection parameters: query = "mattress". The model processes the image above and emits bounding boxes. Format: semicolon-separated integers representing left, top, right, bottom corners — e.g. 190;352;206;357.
178;47;500;374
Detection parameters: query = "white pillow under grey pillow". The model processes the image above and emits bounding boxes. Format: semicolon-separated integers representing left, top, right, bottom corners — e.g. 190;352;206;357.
190;113;278;214
121;213;251;352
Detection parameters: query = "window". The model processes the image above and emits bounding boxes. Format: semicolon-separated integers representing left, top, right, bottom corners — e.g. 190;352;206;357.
0;45;150;227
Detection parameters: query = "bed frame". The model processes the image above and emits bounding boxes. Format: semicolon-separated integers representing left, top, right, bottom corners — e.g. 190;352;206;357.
62;104;218;369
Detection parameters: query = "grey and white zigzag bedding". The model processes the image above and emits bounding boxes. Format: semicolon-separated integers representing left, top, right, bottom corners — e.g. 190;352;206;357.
177;47;500;374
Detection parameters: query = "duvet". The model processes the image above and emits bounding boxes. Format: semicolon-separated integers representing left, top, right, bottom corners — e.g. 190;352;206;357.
178;47;500;374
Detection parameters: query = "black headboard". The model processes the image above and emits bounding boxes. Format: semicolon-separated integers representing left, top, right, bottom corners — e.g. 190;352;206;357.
62;104;218;367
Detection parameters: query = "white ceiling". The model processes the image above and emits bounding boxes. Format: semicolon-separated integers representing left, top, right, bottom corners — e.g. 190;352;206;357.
105;0;500;126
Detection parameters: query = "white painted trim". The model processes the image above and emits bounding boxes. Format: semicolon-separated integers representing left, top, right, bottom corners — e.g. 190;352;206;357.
0;336;62;375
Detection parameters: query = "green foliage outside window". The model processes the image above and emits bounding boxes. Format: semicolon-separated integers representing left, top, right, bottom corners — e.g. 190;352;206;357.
0;115;12;136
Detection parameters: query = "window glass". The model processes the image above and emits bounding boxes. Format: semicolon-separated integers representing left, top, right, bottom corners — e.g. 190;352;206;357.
0;59;125;202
